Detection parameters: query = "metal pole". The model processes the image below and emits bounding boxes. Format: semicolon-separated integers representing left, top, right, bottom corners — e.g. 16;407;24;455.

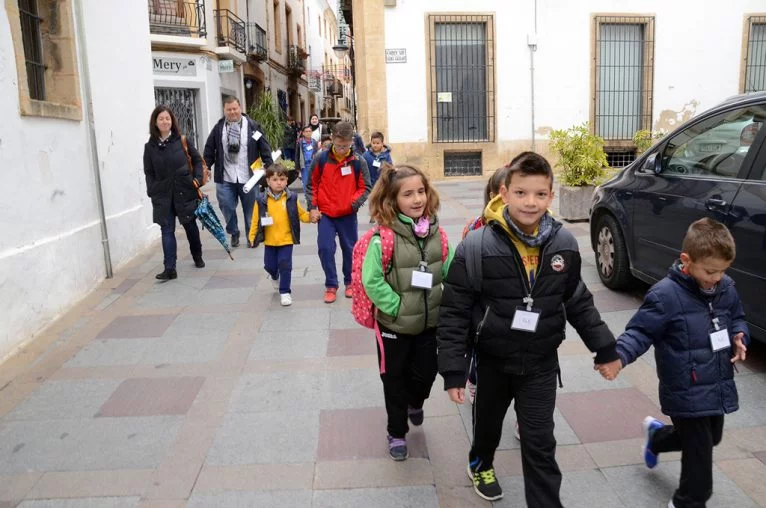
74;0;113;278
530;47;536;152
530;0;538;152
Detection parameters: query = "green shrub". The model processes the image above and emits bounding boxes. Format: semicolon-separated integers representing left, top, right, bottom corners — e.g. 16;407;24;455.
549;123;609;187
248;91;284;151
633;129;666;154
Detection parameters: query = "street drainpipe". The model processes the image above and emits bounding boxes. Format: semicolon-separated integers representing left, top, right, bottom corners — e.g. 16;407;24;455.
74;0;113;278
529;0;538;152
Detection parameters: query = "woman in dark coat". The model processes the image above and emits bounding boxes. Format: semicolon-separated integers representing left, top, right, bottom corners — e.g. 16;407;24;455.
143;105;204;280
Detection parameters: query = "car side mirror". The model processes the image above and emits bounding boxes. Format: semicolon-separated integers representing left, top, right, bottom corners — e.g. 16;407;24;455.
641;152;661;174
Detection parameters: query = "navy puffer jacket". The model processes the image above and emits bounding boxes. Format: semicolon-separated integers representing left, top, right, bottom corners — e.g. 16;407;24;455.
616;264;749;418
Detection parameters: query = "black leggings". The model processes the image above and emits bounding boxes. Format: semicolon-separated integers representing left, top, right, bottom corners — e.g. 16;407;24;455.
375;325;437;438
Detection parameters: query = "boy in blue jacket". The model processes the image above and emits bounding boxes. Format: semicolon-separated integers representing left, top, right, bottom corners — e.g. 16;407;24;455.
598;217;748;508
362;131;393;189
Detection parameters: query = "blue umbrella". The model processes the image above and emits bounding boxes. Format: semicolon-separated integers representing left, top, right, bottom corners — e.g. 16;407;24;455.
195;196;234;260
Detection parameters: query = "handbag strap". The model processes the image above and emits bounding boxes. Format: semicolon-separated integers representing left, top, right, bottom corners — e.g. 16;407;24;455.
180;135;203;200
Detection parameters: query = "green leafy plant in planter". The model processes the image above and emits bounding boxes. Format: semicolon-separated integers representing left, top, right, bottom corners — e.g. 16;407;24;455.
248;91;285;152
549;123;609;220
633;129;666;154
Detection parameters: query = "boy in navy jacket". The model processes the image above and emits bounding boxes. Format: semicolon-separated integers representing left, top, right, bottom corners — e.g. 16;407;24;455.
598;217;748;508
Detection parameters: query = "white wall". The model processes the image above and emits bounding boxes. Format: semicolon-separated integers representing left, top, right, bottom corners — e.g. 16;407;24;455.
383;0;764;143
0;1;155;360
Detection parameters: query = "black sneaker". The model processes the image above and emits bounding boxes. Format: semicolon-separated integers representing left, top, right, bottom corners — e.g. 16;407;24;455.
231;234;240;248
193;256;205;268
408;406;424;426
387;435;408;461
467;459;503;501
155;269;177;280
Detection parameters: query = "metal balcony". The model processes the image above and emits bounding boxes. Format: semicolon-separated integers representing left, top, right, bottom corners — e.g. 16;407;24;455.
287;45;307;76
245;22;267;61
148;0;206;38
215;9;246;53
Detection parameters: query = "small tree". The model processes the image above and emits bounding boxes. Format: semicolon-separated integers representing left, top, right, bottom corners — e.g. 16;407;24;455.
248;91;284;150
549;123;609;187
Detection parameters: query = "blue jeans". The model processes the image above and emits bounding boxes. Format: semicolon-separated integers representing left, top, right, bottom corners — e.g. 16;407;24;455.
160;204;202;270
216;181;255;238
264;245;294;294
282;147;296;162
317;214;358;288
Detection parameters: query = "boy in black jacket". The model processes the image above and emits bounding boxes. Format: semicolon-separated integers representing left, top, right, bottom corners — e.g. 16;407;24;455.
437;152;618;505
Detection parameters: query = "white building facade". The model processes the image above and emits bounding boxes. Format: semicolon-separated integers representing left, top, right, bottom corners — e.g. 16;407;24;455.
1;1;157;359
354;0;766;178
149;0;249;150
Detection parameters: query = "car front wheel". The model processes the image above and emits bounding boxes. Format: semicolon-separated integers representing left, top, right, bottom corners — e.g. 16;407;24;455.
594;214;633;289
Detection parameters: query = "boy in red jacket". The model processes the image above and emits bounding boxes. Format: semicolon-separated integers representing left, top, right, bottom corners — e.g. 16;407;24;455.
306;121;371;303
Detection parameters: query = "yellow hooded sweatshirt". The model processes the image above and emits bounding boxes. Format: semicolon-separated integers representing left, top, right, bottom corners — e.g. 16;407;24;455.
483;195;540;285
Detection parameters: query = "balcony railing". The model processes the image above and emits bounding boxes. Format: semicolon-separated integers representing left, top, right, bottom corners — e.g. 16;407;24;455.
307;70;322;92
215;9;246;53
148;0;206;38
245;22;267;61
287;45;306;75
326;78;343;97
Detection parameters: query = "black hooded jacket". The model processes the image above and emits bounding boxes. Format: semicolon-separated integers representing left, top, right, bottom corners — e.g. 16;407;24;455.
437;213;617;389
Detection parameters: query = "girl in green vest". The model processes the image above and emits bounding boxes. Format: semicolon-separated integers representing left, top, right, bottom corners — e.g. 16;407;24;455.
362;163;454;461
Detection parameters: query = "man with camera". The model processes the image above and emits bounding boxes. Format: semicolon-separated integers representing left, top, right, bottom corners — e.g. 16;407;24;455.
204;96;273;248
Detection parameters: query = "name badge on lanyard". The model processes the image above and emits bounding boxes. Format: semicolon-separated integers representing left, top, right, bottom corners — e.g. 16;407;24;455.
341;165;353;176
511;295;541;333
708;304;730;351
411;262;433;289
261;215;274;226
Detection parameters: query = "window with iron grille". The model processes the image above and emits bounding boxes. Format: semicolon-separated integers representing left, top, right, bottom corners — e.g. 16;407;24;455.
19;0;45;100
9;0;80;119
428;15;495;143
593;16;655;142
155;87;199;149
605;149;636;168
744;16;766;92
444;151;482;176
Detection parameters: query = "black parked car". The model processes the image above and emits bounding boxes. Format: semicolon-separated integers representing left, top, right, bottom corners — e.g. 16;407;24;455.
590;92;766;342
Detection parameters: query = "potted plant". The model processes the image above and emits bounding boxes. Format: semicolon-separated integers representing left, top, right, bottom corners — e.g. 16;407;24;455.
248;90;285;152
247;91;300;185
633;129;666;155
549;122;609;221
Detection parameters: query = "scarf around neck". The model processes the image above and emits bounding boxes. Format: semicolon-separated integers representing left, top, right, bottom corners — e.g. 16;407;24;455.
412;216;431;238
503;207;554;247
225;119;242;163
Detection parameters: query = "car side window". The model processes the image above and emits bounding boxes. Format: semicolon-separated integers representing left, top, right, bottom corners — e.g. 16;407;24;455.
661;105;765;179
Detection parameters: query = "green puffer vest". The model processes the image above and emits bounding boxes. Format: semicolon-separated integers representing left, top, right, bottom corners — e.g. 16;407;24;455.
377;218;444;335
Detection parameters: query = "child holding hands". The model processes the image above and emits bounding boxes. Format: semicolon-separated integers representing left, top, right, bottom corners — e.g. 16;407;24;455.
598;217;748;508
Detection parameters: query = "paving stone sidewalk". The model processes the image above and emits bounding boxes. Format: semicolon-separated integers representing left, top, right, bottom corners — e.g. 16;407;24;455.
1;180;765;508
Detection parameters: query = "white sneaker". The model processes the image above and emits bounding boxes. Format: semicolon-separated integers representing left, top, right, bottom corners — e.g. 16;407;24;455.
266;272;279;291
280;293;292;306
668;500;675;508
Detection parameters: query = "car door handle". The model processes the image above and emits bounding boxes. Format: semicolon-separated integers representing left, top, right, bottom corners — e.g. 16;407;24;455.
706;198;727;210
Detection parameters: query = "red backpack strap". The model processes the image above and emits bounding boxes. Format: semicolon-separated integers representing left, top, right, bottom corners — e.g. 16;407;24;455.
377;225;395;272
438;227;450;262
